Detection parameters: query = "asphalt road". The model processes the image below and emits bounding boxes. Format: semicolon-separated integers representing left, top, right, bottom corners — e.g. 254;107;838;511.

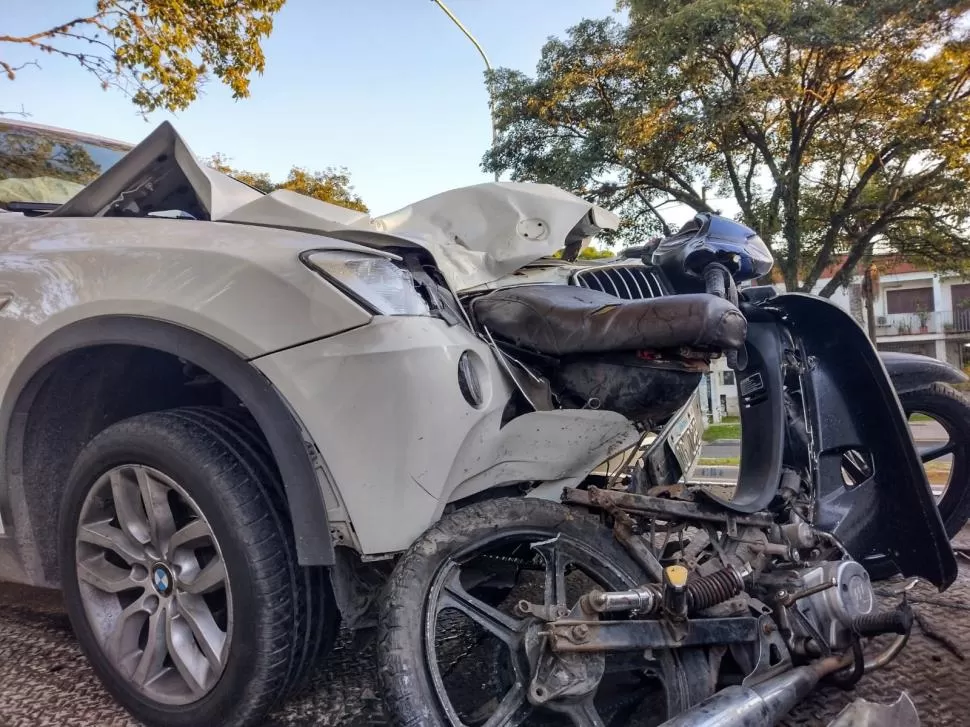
703;421;949;462
3;542;970;727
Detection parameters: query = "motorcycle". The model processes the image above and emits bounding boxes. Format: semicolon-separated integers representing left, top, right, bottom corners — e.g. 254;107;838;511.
373;203;956;726
470;222;970;583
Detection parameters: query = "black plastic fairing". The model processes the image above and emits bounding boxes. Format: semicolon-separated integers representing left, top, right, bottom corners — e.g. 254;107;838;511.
701;320;787;513
768;294;956;590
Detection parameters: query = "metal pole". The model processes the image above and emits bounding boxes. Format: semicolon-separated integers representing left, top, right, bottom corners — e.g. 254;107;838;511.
429;0;500;182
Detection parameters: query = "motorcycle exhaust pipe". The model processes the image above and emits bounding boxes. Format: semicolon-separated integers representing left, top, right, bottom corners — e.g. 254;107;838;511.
659;653;852;727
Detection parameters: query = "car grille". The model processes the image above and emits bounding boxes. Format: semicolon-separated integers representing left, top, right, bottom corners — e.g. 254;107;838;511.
572;265;666;300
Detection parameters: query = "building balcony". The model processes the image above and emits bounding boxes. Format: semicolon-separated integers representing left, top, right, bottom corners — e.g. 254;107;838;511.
875;310;970;337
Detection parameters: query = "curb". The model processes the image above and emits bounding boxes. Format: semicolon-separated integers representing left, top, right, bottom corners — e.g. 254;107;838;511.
693;466;740;479
705;439;741;445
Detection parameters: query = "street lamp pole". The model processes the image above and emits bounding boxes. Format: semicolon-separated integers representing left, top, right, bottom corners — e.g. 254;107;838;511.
429;0;500;182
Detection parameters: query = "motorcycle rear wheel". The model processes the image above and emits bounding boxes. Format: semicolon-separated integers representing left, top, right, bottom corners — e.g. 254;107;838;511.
864;382;970;580
377;497;712;727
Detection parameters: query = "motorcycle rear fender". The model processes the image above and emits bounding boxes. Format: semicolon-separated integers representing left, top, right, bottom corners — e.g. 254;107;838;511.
768;294;956;589
880;351;968;394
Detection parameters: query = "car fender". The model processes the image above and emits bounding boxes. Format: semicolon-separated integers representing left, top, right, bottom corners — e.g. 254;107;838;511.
0;215;375;358
0;316;340;576
879;351;968;394
255;315;641;556
0;216;384;576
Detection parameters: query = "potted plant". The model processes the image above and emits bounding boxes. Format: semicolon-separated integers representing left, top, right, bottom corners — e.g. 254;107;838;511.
916;304;930;333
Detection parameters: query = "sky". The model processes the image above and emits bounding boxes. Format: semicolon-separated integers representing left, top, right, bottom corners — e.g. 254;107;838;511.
3;0;621;215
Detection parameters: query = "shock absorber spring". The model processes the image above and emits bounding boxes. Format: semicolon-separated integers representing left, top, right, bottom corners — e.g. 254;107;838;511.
686;566;745;612
584;565;747;616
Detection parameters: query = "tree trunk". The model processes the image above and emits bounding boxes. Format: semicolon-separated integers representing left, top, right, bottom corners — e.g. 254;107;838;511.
862;263;877;341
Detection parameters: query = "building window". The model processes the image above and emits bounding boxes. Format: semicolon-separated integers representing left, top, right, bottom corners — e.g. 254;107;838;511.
721;371;735;386
886;287;934;314
952;283;970;312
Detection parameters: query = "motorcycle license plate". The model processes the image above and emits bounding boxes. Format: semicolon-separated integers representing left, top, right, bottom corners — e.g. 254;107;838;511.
668;395;703;476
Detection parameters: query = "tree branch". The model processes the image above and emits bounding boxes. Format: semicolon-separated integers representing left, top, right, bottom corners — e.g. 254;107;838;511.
803;140;903;290
721;145;758;228
0;104;30;118
817;186;922;297
636;190;672;236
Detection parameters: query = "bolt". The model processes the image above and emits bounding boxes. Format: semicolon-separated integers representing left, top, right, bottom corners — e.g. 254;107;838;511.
515;600;532;617
557;606;569;619
571;624;590;642
763;622;776;635
587;590;607;613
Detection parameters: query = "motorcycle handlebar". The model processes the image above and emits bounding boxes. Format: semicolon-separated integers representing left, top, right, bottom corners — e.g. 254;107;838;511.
704;264;728;299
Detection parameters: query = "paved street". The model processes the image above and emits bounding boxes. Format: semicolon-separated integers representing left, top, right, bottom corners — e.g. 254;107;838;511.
2;534;970;726
703;420;949;462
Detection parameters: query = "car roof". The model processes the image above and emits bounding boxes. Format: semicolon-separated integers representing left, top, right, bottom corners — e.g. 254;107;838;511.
0;117;134;151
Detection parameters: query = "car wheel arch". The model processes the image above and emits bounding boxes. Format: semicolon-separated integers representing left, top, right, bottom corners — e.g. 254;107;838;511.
0;315;336;587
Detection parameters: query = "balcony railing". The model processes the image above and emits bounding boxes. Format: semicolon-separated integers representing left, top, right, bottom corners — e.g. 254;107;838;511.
875;310;970;337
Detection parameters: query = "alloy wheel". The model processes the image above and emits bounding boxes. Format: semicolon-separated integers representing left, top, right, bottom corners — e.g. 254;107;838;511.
74;463;232;705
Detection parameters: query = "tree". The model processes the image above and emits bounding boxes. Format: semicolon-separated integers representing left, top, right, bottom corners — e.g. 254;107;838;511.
206;154;368;212
1;0;285;113
0;130;100;185
552;246;616;260
484;2;970;295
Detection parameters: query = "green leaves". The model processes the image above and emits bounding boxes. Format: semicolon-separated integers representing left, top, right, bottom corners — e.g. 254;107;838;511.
205;154;368;212
488;1;970;293
2;0;285;113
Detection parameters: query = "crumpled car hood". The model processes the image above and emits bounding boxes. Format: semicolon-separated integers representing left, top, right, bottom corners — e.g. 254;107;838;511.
370;183;620;290
48;121;619;290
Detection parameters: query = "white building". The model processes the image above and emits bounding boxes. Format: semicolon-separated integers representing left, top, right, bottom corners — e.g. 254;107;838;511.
707;260;970;417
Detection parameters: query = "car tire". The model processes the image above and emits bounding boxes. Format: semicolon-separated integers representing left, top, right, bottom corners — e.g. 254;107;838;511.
864;383;970;581
58;407;336;727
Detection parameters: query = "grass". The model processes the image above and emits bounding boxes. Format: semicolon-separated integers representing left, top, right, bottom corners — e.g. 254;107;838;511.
698;457;740;466
697;457;950;486
908;413;934;422
703;417;741;442
925;460;952;486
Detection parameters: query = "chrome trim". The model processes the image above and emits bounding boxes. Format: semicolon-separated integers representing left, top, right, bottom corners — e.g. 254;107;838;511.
571;264;665;301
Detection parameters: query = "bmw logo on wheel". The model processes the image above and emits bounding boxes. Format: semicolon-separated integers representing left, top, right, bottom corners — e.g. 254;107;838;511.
152;564;173;596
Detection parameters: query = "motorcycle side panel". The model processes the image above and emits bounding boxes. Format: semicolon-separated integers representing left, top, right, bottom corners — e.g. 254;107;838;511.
769;294;956;589
880;351;968;394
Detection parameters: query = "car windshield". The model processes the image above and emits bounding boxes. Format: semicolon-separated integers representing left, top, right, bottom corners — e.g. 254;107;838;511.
0;123;130;210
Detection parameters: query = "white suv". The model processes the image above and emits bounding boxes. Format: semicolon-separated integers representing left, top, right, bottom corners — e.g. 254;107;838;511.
1;117;715;727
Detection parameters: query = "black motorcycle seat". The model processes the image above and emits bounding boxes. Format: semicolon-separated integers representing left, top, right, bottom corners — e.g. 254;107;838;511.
473;284;747;356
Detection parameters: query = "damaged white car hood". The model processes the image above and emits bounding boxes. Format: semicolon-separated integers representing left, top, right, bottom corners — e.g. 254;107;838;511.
49;121;619;290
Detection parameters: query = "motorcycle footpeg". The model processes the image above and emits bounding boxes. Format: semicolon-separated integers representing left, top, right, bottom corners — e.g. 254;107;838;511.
851;603;914;637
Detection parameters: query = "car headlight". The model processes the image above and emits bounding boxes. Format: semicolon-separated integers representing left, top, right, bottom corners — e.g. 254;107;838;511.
303;251;430;316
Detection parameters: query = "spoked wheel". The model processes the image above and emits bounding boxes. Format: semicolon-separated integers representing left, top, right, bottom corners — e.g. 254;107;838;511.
864;383;970;580
378;498;712;727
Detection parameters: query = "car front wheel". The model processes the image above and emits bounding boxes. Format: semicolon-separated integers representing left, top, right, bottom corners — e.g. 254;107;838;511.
58;408;333;727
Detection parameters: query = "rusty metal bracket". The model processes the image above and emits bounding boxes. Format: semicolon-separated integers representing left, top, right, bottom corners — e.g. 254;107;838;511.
564;486;776;528
544;616;760;653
